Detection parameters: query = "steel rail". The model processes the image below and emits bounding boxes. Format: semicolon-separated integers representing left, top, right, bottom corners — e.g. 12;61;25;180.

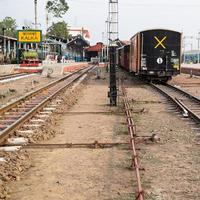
0;68;87;115
175;98;200;123
150;84;189;117
0;66;93;144
121;82;144;200
165;83;200;103
150;83;200;123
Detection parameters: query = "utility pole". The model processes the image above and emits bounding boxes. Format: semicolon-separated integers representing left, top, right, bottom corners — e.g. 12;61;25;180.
105;19;109;62
102;32;104;62
34;0;38;29
197;31;200;63
108;0;119;106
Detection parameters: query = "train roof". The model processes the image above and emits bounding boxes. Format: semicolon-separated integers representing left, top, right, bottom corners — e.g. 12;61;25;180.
130;28;182;39
117;44;130;50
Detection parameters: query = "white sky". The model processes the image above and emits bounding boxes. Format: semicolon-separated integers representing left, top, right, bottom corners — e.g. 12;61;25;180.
0;0;200;49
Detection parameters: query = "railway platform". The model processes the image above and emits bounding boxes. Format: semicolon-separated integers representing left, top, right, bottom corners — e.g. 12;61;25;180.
181;63;200;76
0;62;90;76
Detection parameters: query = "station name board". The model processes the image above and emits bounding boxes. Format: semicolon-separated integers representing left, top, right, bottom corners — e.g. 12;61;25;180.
18;30;42;43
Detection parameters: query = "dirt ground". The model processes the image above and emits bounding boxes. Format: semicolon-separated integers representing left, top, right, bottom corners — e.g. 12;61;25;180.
7;69;135;200
169;73;200;97
1;71;200;200
124;74;200;200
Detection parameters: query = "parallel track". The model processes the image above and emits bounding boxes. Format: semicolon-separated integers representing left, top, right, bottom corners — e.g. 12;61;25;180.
151;83;200;123
0;66;93;144
0;73;32;81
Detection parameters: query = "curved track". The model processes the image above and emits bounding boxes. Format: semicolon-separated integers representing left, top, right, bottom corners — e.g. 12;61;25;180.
0;66;93;144
151;83;200;123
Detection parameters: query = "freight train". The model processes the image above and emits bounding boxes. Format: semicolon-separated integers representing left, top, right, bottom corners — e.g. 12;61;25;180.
118;29;182;82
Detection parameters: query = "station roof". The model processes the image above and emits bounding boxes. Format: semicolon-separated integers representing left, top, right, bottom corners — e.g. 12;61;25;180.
69;27;91;42
0;35;17;41
46;35;90;49
85;42;103;52
67;35;90;48
184;50;200;54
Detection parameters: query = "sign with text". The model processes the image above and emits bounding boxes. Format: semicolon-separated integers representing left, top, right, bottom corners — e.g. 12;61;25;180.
18;30;42;43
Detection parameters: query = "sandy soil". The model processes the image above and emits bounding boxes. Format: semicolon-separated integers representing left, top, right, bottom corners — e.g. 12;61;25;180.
124;75;200;200
7;69;134;200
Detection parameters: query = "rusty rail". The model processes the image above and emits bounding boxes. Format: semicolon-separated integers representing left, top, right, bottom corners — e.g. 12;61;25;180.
3;141;129;149
121;82;144;200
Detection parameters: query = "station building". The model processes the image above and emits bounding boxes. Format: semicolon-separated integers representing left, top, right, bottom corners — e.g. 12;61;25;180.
0;35;17;64
0;27;91;64
85;42;104;62
182;50;200;64
47;34;90;62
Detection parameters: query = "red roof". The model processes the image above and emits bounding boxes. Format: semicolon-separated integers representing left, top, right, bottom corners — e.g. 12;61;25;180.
85;42;103;52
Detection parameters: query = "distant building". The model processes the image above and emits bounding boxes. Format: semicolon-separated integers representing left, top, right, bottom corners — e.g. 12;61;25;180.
85;42;104;62
183;50;200;64
0;35;17;64
69;27;91;43
46;34;90;62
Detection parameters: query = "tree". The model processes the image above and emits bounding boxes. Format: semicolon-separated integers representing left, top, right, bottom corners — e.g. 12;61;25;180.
46;0;69;18
47;21;69;39
0;17;17;38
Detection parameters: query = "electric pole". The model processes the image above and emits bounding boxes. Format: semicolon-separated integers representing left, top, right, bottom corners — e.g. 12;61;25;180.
197;31;200;63
34;0;38;29
108;0;119;106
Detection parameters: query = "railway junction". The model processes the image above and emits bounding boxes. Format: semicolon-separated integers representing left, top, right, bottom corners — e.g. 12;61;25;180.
0;62;199;200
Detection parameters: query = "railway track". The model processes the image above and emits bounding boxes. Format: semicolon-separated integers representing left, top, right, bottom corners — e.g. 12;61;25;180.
0;72;35;82
0;66;93;144
151;83;200;123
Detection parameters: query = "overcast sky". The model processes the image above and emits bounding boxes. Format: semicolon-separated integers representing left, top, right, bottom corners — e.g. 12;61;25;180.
0;0;200;49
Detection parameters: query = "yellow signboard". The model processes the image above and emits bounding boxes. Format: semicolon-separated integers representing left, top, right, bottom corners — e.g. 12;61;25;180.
18;30;42;43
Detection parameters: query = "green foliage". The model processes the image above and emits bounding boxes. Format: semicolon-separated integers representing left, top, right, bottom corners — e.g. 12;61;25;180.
47;21;69;39
46;0;69;18
0;17;17;38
